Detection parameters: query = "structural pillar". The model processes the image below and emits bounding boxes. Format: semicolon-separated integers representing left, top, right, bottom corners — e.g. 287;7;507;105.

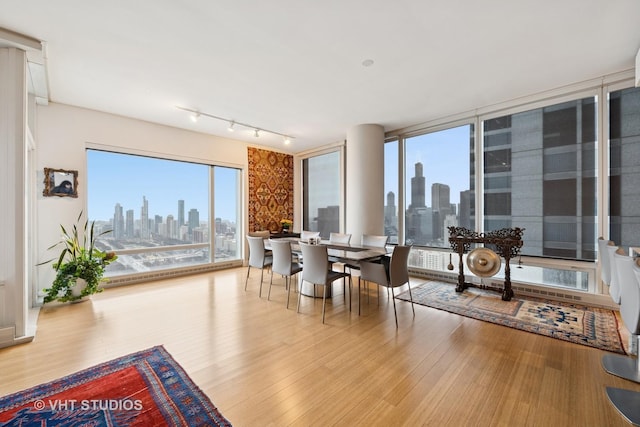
345;124;385;244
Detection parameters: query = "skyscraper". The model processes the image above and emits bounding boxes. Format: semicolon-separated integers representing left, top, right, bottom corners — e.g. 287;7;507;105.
113;203;124;239
140;196;149;239
188;208;200;238
410;162;426;208
178;199;185;227
125;209;134;238
431;183;451;240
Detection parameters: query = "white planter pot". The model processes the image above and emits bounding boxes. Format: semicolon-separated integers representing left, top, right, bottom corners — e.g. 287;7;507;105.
71;278;89;302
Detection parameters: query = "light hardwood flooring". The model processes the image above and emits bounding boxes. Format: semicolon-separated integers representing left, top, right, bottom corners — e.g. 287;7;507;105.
1;267;639;426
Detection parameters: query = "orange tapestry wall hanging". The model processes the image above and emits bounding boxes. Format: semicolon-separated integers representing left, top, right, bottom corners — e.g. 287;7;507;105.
247;147;294;232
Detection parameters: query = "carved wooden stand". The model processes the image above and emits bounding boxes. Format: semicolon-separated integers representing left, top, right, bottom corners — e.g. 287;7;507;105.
447;227;524;301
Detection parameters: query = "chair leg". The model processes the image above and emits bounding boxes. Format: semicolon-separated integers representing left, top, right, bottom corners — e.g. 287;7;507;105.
296;280;303;313
358;277;361;316
259;268;265;298
244;266;251;291
391;287;398;328
286;276;291;309
407;283;415;316
322;285;327;324
267;270;274;300
348;276;352;312
606;387;640;425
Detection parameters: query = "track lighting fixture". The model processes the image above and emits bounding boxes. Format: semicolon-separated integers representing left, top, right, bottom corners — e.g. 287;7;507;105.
176;106;294;144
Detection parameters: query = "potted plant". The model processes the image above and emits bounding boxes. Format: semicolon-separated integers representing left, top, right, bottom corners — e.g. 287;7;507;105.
280;219;293;232
40;212;117;303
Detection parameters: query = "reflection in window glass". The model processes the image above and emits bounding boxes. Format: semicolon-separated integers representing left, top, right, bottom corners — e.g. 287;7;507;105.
404;124;475;249
214;166;241;261
483;97;598;261
609;87;640;247
303;151;340;238
384;139;399;244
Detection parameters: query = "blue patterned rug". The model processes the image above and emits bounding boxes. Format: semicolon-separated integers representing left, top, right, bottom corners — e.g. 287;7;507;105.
0;345;231;426
396;281;626;354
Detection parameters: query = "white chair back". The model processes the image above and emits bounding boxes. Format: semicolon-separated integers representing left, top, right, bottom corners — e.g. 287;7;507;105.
607;245;622;304
247;235;269;268
389;245;411;288
362;234;388;248
300;243;329;285
301;230;321;241
329;232;351;244
598;237;614;286
616;252;640;335
270;239;295;275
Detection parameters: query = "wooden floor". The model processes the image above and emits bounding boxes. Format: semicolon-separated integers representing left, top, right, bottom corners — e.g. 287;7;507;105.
1;267;639;426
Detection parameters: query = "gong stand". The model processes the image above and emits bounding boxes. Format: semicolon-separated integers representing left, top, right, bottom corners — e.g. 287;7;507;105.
447;226;525;301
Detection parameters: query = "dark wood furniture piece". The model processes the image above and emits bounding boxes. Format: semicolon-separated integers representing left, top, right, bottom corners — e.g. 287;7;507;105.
448;227;524;301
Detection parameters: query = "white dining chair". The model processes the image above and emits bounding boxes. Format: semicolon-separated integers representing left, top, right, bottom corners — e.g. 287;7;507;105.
345;234;389;299
329;232;352;244
598;236;614;287
603;252;640;379
300;230;320;241
358;245;414;327
245;235;273;297
603;256;640;426
607;243;622;304
361;234;389;248
297;242;352;324
268;239;303;308
328;232;352;294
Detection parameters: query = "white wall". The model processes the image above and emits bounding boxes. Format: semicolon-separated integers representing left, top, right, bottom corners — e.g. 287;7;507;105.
34;103;250;297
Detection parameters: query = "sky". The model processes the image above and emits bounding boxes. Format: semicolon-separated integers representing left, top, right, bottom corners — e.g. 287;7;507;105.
88;125;471;224
87;150;239;222
385;124;472;207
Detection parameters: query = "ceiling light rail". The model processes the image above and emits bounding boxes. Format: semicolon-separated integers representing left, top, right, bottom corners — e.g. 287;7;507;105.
176;106;293;144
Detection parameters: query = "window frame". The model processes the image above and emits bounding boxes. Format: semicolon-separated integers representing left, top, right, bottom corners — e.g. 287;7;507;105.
385;73;638;296
86;146;244;281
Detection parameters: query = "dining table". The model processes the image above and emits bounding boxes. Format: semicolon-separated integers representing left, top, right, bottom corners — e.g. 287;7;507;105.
265;237;389;298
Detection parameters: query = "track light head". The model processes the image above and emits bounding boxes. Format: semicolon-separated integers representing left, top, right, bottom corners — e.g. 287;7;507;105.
175;106;292;141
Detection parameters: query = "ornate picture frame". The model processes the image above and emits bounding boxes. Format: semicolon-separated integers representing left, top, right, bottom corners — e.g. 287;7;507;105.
43;167;78;198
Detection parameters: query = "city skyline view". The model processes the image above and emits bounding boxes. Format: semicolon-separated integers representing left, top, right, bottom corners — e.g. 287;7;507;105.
87;150;239;223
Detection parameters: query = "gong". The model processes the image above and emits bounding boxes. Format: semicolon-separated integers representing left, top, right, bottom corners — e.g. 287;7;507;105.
466;247;501;277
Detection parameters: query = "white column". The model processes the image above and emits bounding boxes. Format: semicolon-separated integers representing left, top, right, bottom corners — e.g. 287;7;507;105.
0;47;28;345
345;124;385;244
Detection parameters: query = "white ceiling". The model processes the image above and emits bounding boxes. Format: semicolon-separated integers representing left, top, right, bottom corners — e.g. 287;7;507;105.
2;1;639;153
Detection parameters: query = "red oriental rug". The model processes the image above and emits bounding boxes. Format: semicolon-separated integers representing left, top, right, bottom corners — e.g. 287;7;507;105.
0;346;231;426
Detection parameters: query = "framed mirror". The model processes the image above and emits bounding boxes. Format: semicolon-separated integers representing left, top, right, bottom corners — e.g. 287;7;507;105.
43;167;78;198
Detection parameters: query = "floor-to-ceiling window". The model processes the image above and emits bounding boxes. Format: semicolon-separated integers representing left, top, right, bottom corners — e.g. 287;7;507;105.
400;124;475;272
383;79;638;294
87;149;241;277
481;96;598;290
302;150;341;238
482;97;598;262
384;138;399;244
